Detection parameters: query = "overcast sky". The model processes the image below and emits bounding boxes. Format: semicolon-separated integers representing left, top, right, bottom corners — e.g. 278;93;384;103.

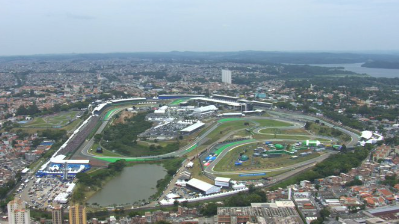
1;0;398;56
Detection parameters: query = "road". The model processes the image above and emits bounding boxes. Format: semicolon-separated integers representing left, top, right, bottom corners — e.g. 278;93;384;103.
77;115;304;161
268;110;360;147
74;109;359;167
199;110;359;181
73;108;125;159
68;108;362;208
78;119;221;160
204;140;336;176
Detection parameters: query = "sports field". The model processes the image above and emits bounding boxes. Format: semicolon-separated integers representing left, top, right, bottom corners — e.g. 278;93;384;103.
22;111;80;128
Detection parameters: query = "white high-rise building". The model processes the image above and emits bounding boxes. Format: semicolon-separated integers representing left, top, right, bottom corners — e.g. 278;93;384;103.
7;199;30;224
221;70;232;84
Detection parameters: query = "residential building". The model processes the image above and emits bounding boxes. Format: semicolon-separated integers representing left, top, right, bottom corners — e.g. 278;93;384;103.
69;204;86;224
52;205;63;224
221;70;232;84
7;199;30;224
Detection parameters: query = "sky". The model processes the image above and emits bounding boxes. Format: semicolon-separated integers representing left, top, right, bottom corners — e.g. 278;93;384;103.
0;0;398;56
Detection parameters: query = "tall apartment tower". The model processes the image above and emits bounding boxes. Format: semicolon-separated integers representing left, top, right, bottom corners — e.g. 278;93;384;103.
221;70;232;84
69;204;86;224
52;205;63;224
7;199;30;224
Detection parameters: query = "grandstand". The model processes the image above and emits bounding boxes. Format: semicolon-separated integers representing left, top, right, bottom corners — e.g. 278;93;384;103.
190;97;244;110
92;98;146;115
157;94;205;100
192;105;218;115
54;115;100;157
211;94;239;102
36;155;90;178
180;121;205;135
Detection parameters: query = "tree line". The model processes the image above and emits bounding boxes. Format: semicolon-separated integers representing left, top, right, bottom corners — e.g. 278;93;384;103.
270;145;372;190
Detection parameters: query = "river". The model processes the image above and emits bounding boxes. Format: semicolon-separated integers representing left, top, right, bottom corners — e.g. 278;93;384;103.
87;164;166;206
309;63;399;78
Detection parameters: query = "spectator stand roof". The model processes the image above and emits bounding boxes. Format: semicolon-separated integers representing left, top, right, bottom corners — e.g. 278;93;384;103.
186;178;221;194
181;121;205;133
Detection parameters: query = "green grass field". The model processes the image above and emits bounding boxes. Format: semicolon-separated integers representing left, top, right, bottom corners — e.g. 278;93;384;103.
23;111;80;128
213;142;321;172
252;133;329;141
204;121;255;144
259;128;309;135
203;119;292;145
307;122;351;143
63;119;83;132
252;119;292;127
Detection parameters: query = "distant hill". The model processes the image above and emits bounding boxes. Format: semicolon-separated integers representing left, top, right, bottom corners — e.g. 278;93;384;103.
2;51;399;65
362;61;399;69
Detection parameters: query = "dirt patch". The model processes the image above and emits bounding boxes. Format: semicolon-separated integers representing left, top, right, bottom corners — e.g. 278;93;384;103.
114;110;136;125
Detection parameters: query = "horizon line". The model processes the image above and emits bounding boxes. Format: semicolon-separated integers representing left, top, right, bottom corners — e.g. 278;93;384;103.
1;50;399;58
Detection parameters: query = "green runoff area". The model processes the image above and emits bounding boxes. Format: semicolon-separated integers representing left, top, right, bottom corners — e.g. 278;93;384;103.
186;144;198;152
213;139;255;155
103;108;120;121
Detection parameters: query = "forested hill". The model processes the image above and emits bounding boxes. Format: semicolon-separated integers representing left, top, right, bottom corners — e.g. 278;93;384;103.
362;61;399;69
2;51;399;65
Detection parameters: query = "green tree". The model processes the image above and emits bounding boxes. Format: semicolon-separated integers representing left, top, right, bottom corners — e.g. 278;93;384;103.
200;203;218;216
94;134;103;143
271;128;281;138
320;208;330;220
248;184;256;193
304;122;311;130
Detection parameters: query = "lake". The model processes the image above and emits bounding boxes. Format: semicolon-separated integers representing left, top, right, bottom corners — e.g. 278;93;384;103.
309;63;399;78
87;164;166;206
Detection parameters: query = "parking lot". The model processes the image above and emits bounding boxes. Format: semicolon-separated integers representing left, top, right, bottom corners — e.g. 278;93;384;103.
139;121;190;139
18;175;73;210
